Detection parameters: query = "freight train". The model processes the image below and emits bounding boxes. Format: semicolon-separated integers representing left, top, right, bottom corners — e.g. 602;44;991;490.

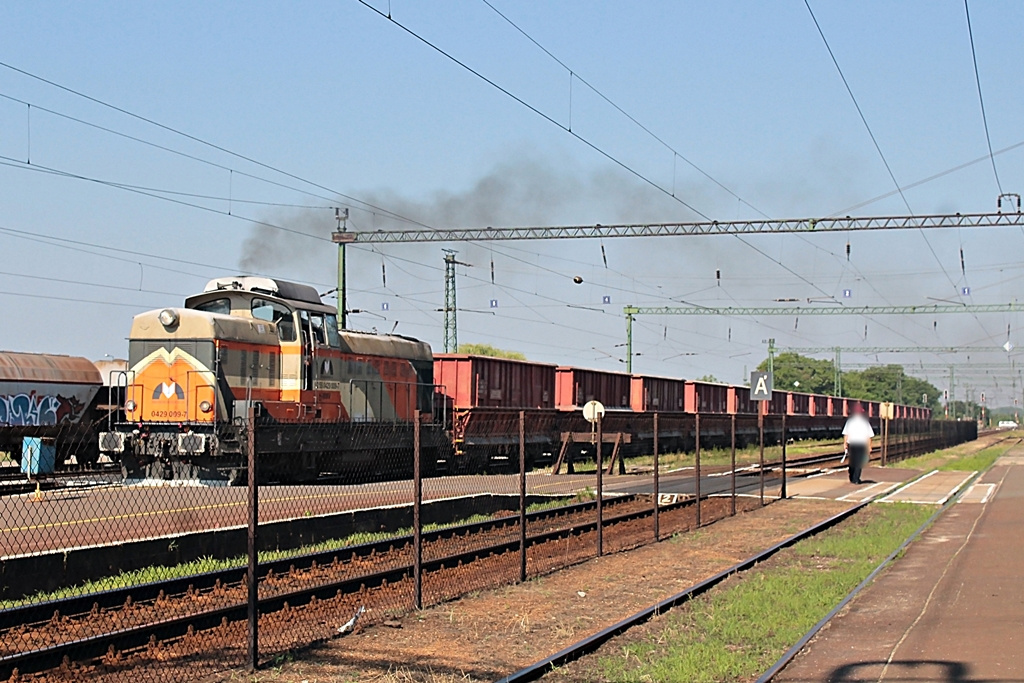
5;275;931;483
0;352;125;470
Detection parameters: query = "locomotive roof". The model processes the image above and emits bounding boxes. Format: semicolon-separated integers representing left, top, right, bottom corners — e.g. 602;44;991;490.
339;329;433;362
131;308;280;344
202;276;324;306
0;351;102;384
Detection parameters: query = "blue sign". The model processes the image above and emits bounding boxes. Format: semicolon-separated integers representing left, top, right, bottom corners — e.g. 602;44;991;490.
381;302;390;311
602;295;612;304
962;287;971;296
843;289;852;298
490;299;498;308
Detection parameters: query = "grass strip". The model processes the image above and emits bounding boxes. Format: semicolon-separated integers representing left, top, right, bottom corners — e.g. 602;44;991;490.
558;503;934;683
891;432;1020;472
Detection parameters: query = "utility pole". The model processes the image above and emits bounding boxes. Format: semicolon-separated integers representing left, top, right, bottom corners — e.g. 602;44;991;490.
331;208;355;329
766;338;776;376
626;309;635;373
950;365;956;420
834;346;842;397
442;250;471;353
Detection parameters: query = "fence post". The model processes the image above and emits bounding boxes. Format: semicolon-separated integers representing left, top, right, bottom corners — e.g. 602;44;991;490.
596;414;603;557
653;413;659;541
519;410;527;583
413;410;422;610
246;407;258;672
780;412;787;500
694;413;701;527
730;414;737;516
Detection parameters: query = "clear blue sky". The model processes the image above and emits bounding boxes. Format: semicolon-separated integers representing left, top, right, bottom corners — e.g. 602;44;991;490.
1;1;1022;403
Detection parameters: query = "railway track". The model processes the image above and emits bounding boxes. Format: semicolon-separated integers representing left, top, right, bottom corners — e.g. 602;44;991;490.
1;494;705;678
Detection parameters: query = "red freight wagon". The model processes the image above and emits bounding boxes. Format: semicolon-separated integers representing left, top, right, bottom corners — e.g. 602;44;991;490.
789;392;811;415
434;355;556;409
555;366;631;411
766;390;789;415
730;385;758;414
630;375;686;412
685;381;729;414
810;394;829;417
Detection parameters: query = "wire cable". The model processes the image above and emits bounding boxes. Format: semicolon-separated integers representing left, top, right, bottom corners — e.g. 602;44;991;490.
963;0;1003;195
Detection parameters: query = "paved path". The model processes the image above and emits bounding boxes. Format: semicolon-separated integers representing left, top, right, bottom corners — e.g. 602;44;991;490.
777;448;1024;682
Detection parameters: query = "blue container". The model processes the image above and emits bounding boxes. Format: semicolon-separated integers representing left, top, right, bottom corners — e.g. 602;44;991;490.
21;437;56;475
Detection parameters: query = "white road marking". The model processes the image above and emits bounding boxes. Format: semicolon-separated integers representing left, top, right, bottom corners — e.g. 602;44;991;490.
838;481;884;502
959;482;997;505
935;471;977;505
879;469;938;503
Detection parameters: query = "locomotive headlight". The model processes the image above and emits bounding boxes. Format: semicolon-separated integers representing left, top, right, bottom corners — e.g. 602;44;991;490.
125;399;137;412
199;400;213;413
158;308;180;327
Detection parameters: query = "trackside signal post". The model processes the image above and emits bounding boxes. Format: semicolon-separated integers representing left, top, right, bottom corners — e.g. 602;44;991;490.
879;402;895;465
583;400;606;556
751;371;773;504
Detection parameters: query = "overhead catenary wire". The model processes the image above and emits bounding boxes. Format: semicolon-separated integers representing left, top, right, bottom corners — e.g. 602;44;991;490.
802;0;993;343
963;0;1003;195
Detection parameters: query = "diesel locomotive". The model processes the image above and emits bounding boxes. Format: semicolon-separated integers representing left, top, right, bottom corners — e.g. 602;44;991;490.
98;276;443;483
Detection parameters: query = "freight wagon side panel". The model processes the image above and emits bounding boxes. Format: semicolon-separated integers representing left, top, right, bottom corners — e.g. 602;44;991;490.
434;355;556;410
630;375;686;412
789;393;811;416
556;367;631;411
685;381;729;414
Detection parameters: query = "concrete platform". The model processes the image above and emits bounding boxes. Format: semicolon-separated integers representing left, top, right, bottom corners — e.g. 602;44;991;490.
879;469;976;505
776;450;1024;682
784;466;920;502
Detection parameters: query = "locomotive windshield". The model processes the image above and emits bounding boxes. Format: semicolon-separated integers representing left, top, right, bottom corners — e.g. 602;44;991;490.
193;298;231;316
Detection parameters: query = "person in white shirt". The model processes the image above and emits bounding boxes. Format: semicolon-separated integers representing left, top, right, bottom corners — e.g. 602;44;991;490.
842;403;874;484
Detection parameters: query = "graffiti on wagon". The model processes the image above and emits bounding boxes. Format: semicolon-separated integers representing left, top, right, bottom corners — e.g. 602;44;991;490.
0;392;87;426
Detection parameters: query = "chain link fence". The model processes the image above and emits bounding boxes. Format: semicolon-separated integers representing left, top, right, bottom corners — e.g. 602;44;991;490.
0;413;978;681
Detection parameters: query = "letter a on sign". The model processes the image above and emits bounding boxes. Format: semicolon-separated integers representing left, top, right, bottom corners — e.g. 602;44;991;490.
750;371;773;401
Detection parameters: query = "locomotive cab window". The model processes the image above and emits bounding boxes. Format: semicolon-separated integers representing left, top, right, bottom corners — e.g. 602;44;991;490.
300;310;337;347
252;298;296;342
324;313;341;348
193;298;231;316
299;311;326;347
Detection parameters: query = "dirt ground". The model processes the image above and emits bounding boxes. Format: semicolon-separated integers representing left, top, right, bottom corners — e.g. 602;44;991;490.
181;497;850;683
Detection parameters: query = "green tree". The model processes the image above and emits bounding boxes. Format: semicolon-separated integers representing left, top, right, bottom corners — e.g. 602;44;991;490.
842;365;941;411
456;343;526;360
756;352;835;395
696;374;720;383
753;354;943;411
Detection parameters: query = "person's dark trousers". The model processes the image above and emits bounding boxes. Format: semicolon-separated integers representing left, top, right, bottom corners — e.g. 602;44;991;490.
847;443;868;484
